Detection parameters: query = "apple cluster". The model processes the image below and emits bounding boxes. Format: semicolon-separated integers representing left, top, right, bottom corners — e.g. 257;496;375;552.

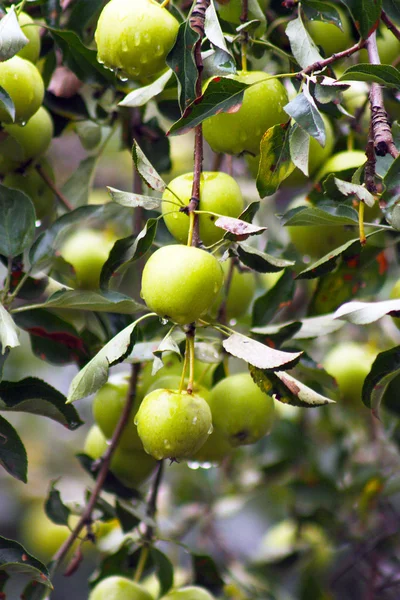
0;11;56;219
89;576;216;600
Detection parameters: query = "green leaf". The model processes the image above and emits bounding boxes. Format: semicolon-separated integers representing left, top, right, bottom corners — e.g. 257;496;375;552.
362;346;400;413
0;6;28;61
281;203;359;226
132;141;167;192
107;187;162;210
249;365;335;407
252;269;295;328
340;0;382;39
284;90;326;147
0;377;83;430
334;299;400;325
45;483;71;526
339;64;400;89
382;0;400;22
150;548;174;597
61;156;97;208
0;535;51;586
297;236;364;279
67;0;104;38
68;318;151;402
285;13;323;69
0;86;15;122
302;0;344;28
168;77;249;136
166;15;199;112
222;332;302;370
0;185;36;257
289;124;310;176
115;501;140;533
256;123;295;198
0;305;19;353
16;290;143;315
0;415;27;482
100;219;158;291
252;312;345;338
237;243;295;272
192;553;225;593
119;70;173;108
205;1;236;71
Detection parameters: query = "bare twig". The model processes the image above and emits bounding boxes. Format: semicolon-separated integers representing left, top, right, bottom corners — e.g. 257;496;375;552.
367;31;399;158
381;10;400;43
301;39;366;76
35;163;73;212
365;123;377;194
48;363;141;577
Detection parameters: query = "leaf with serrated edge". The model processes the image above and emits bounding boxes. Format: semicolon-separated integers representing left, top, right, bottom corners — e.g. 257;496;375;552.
334;299;400;325
13;290;143;315
132;141;166;192
107;187;161;210
237;243;294;272
0;7;28;62
286;13;323;69
284;89;326;147
339;64;400;89
0;305;19;353
222;332;302;370
119;69;173;108
45;483;71;526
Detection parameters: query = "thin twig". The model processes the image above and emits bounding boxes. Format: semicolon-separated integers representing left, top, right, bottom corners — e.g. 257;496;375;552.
240;0;249;71
301;39;366;76
381;10;400;43
366;31;399;158
35;163;74;212
48;363;141;577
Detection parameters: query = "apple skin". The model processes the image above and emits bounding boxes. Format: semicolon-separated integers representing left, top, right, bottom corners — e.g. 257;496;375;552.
84;425;157;489
306;5;353;56
161;587;215;600
189;427;233;464
60;228;116;290
203;70;288;155
135;389;212;460
212;261;256;320
287;196;358;259
141;245;224;325
216;0;269;37
323;342;376;405
3;158;55;220
0;106;54;175
162;172;244;246
95;0;179;81
207;373;275;447
18;11;41;63
0;56;44;124
89;576;153;600
93;377;144;451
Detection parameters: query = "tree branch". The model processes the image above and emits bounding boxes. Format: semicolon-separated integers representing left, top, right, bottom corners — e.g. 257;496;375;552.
381;10;400;43
366;31;399;158
48;363;141;577
35;163;73;212
301;39;366;76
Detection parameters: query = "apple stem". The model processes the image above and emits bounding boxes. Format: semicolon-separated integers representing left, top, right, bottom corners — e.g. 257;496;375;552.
359;201;367;246
240;0;249;72
365;132;377;194
179;337;190;393
366;31;399;159
160;0;171;7
187;327;196;393
133;545;149;582
35;163;74;212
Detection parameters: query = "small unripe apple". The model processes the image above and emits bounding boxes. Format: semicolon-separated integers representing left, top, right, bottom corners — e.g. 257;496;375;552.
89;576;153;600
161;587;215;600
60;228;116;290
190;427;233;464
0;106;54;174
162;172;244;246
207;373;275;446
84;425;157;489
135;389;212;460
147;375;210;402
93;376;144;451
17;11;41;63
95;0;179;81
0;56;44;124
203;70;288;155
306;5;353;56
212;261;256;320
323;342;376;405
3;158;55;220
141;245;224;325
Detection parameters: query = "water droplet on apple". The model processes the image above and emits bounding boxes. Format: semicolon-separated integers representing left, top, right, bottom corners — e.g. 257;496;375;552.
207;424;214;435
160;317;169;325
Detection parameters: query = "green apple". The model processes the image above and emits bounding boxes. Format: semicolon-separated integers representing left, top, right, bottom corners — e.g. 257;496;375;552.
18;11;41;63
216;0;269;37
141;245;224;325
0;106;54;174
135;389;212;460
89;576;153;600
3;158;55;220
161;587;215;600
189;427;233;464
323;342;376;405
84;425;157;488
162;172;244;246
306;5;353;56
93;375;144;451
147;375;210;401
286;196;357;259
203;70;288;155
212;261;256;320
60;228;116;289
0;56;44;124
95;0;179;80
207;373;275;446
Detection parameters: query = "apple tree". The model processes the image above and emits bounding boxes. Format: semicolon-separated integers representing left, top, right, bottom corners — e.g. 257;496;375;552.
1;0;400;598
